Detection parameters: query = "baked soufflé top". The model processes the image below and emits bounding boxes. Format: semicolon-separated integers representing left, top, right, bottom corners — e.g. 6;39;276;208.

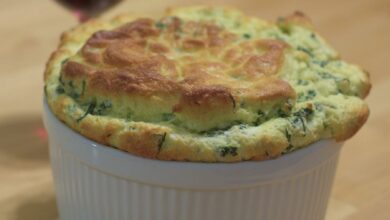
44;6;371;162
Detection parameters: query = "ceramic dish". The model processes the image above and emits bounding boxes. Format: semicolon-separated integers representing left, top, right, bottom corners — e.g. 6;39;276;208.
43;100;342;220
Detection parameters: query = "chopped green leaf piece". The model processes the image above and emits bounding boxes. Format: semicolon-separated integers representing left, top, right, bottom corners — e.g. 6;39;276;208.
155;21;166;29
297;46;314;58
77;101;96;122
218;146;238;157
243;33;251;39
56;86;65;94
162;113;175;121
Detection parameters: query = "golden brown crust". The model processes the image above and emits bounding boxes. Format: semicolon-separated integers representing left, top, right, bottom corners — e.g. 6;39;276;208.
277;11;314;29
361;69;372;98
117;129;167;159
88;69;180;96
58;16;295;131
67;19;291;94
174;86;235;113
334;103;369;141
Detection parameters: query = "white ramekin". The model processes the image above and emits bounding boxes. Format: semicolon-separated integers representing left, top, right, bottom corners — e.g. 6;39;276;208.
43;101;342;220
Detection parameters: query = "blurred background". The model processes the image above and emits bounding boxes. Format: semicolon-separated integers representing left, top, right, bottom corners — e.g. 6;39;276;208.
0;0;389;219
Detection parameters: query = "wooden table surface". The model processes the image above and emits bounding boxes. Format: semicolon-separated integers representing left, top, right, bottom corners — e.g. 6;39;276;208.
0;0;389;219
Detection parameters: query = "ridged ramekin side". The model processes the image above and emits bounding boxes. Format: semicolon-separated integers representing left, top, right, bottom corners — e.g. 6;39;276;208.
49;139;339;220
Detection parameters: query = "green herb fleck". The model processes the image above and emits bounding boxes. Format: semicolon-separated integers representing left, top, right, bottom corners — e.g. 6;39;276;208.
238;124;248;130
298;117;307;133
285;129;292;142
277;108;289;117
297;79;309;85
218;146;238;157
277;18;291;35
297;46;314;58
59;75;64;85
201;129;225;137
161;113;174;121
44;85;48;97
298;90;317;102
283;129;294;153
94;100;112;115
243;33;251;39
319;72;340;80
101;100;112;108
157;133;167;152
254;110;266;125
69;91;80;99
307;90;316;99
56;86;65;94
290;106;314;135
155;21;166;29
279;26;290;35
77;101;96;122
291;117;302;127
323;122;329;129
81;80;86;96
313;60;328;67
293;107;314;118
61;58;68;66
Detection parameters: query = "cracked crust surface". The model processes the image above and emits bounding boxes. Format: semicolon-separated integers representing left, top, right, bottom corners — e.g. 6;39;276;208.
44;6;371;162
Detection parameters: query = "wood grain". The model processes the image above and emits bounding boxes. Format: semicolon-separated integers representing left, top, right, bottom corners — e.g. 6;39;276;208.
0;0;389;219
